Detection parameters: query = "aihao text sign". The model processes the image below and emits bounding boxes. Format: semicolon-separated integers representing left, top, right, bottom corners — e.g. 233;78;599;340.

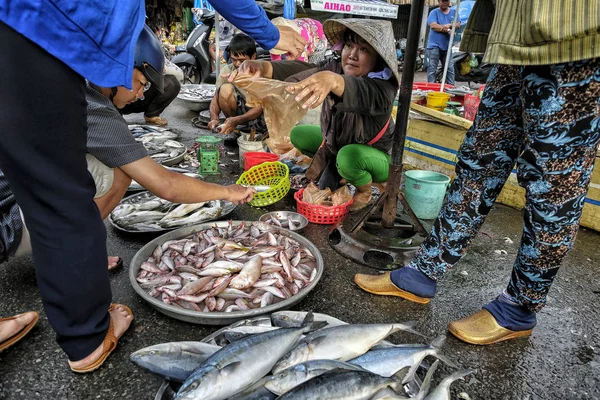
310;0;398;18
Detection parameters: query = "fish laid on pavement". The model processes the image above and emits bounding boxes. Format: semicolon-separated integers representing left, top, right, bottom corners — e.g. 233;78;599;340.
264;359;367;395
276;369;402;400
272;322;425;373
421;360;476;400
349;335;456;380
176;312;326;400
130;341;221;382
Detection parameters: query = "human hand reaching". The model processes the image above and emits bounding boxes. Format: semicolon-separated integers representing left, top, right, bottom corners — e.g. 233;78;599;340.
273;26;306;59
208;119;220;131
225;185;255;205
285;71;342;109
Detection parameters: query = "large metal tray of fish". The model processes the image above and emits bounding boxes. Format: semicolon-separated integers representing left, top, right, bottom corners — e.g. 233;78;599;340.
177;84;215;112
127;167;202;193
137;137;187;166
109;191;235;233
129;221;324;325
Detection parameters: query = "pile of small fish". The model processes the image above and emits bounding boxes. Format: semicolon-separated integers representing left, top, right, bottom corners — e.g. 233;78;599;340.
111;196;224;231
138;138;187;164
262;213;304;231
130;311;476;400
179;87;215;100
129;124;178;141
135;221;319;311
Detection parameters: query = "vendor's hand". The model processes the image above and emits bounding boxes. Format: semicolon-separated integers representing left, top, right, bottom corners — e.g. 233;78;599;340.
208;119;220;131
285;71;340;109
219;117;238;135
273;26;306;59
225;184;255;205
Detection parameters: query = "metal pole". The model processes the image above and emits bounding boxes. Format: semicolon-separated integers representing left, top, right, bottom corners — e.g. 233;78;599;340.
381;0;426;228
215;12;220;78
440;0;460;91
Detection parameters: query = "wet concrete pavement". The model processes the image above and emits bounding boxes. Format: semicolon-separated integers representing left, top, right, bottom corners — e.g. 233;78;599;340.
1;95;599;400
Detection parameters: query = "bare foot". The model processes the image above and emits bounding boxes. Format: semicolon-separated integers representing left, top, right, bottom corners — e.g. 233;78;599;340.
0;312;38;344
353;190;372;204
68;305;133;370
108;256;121;270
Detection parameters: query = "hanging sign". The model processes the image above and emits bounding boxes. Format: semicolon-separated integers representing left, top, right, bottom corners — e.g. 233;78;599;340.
310;0;398;19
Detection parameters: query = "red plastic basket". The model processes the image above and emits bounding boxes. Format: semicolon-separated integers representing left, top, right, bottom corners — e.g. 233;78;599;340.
412;82;454;91
244;152;279;171
294;188;354;224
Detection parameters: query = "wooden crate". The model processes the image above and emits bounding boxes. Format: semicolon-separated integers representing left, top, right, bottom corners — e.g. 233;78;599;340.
403;111;600;232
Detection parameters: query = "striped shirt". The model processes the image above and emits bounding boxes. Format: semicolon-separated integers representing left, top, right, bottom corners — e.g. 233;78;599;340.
86;83;148;168
461;0;600;65
0;170;22;262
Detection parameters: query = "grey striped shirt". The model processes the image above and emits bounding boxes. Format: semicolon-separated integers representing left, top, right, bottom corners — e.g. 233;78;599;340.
0;170;22;263
86;83;147;168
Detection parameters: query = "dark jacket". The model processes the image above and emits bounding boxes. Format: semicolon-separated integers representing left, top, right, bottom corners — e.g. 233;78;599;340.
271;59;398;180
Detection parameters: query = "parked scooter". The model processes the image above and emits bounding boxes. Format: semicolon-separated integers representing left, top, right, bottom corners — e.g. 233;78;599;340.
171;8;215;84
172;8;273;85
436;51;492;85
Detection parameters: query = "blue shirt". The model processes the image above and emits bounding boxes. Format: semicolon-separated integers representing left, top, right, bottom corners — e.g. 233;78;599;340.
0;1;146;89
210;0;280;50
427;8;456;51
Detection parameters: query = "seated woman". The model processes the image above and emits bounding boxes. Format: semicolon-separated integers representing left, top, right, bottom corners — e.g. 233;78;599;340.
234;19;399;211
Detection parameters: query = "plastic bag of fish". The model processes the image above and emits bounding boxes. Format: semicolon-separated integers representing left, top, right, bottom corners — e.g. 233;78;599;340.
135;221;319;312
111;197;224;231
130;310;476;400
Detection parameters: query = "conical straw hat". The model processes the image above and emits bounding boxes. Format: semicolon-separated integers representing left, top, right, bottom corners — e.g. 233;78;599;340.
323;18;399;82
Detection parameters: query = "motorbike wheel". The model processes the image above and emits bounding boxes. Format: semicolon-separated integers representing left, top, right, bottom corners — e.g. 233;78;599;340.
177;63;200;84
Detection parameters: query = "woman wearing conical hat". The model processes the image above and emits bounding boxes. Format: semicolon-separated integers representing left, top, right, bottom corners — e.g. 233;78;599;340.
234;19;399;211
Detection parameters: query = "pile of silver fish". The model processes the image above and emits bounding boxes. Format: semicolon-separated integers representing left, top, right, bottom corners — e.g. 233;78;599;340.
128;167;203;192
111;197;223;231
179;87;215;100
130;311;476;400
135;221;319;311
129;124;178;140
138;137;187;164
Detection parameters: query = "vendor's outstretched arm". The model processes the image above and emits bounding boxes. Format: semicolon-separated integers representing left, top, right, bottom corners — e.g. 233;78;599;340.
119;156;254;204
209;0;305;57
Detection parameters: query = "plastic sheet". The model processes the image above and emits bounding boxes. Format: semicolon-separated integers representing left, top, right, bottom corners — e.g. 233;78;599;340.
234;76;308;154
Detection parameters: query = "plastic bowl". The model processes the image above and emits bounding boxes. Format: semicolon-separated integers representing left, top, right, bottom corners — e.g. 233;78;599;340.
259;211;309;232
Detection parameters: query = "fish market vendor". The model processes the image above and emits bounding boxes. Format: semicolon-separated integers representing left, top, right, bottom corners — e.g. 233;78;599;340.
0;26;255;267
233;19;399;212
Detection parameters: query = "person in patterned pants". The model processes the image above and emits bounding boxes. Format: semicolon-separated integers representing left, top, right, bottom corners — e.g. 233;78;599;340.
354;58;600;345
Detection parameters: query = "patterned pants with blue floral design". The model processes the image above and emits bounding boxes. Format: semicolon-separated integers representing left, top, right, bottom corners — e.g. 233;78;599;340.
409;59;600;312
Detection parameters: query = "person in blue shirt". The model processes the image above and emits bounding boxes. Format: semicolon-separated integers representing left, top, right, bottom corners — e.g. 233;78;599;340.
426;0;460;85
0;0;304;374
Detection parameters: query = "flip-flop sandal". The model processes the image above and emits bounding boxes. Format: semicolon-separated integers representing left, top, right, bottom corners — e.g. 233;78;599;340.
69;304;133;374
0;311;39;352
108;257;123;272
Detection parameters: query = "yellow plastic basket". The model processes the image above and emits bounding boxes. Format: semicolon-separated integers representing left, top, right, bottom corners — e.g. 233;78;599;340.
236;161;290;207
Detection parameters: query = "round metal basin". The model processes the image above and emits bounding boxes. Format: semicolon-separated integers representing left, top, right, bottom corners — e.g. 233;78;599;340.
129;221;324;325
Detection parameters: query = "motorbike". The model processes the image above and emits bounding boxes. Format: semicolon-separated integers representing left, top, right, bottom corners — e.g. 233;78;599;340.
396;39;425;72
436;51;492;85
172;8;215;84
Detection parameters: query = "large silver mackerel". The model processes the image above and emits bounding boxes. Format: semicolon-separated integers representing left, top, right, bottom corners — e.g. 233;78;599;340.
129;341;220;382
264;359;366;395
276;370;401;400
349;335;456;379
272;322;424;373
176;313;324;400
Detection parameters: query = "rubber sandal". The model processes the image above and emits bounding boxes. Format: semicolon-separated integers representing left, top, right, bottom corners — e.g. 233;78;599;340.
108;256;123;272
69;304;133;373
0;311;39;352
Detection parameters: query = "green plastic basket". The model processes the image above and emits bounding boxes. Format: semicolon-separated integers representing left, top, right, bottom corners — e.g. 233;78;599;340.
236;161;290;207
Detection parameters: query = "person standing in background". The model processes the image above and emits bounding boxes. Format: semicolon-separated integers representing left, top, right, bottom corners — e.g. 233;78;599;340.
426;0;459;85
